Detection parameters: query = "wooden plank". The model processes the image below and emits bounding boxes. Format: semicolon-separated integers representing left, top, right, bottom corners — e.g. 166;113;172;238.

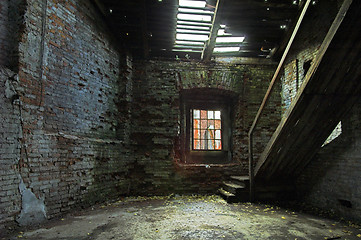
248;0;311;137
275;96;340;178
261;95;317;179
201;0;222;61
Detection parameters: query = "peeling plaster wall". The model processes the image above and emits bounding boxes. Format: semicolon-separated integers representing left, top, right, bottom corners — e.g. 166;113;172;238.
17;179;47;226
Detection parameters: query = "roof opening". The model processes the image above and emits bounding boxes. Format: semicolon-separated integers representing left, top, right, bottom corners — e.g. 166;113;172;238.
173;0;245;58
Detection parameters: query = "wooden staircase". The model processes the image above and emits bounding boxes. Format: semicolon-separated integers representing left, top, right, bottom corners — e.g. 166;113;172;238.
218;176;249;203
218;176;295;203
254;0;361;181
220;1;361;203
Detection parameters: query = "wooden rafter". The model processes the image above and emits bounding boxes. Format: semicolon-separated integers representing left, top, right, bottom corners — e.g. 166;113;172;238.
201;0;223;61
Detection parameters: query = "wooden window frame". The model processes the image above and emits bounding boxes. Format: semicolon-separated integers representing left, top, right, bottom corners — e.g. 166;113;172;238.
180;89;234;164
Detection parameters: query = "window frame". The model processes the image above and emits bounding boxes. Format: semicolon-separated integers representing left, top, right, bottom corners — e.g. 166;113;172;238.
180;90;234;164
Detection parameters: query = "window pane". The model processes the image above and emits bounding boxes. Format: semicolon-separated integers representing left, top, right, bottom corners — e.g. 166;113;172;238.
200;129;206;139
208;139;214;150
215;119;221;129
207;129;214;140
215;130;221;139
193;119;200;129
191;109;222;151
193;109;200;119
215;140;222;150
194;139;200;149
208;120;215;129
193;129;200;139
201;140;206;149
201;120;207;129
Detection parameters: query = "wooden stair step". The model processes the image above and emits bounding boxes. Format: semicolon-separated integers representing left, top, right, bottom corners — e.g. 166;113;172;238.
223;181;246;195
223;181;245;189
230;176;249;182
218;188;237;203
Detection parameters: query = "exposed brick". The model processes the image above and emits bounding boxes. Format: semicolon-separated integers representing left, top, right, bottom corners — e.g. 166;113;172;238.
129;60;280;194
0;0;130;229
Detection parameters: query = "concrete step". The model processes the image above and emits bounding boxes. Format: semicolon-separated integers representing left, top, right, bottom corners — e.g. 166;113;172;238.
218;188;237;203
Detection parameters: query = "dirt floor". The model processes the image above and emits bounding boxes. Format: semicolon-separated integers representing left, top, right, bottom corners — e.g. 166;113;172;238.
3;195;361;240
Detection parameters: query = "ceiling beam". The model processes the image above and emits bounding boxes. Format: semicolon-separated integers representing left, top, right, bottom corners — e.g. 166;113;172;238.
201;0;223;61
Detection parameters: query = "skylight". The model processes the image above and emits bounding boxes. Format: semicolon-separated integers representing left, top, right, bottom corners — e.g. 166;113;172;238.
176;29;209;34
173;0;245;57
178;8;213;14
216;36;245;43
176;33;209;41
177;13;212;22
177;25;210;30
214;46;240;53
176;40;204;45
179;0;206;8
217;28;231;36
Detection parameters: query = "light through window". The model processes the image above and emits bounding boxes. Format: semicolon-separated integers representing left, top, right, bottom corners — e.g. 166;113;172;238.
193;109;222;150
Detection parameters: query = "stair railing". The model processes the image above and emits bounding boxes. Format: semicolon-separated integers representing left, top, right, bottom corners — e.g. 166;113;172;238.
247;0;312;202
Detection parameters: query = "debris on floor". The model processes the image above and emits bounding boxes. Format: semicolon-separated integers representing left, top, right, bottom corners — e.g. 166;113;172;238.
3;195;361;240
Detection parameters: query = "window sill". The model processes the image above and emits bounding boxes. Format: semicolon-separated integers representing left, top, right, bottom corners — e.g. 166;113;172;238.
175;162;240;169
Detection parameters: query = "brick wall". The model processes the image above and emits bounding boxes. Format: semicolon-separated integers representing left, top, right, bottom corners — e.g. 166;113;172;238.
297;102;361;222
0;0;282;229
129;60;280;194
0;0;131;229
0;67;22;230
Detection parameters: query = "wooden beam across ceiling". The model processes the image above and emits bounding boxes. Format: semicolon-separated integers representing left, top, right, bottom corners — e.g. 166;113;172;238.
201;0;223;61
